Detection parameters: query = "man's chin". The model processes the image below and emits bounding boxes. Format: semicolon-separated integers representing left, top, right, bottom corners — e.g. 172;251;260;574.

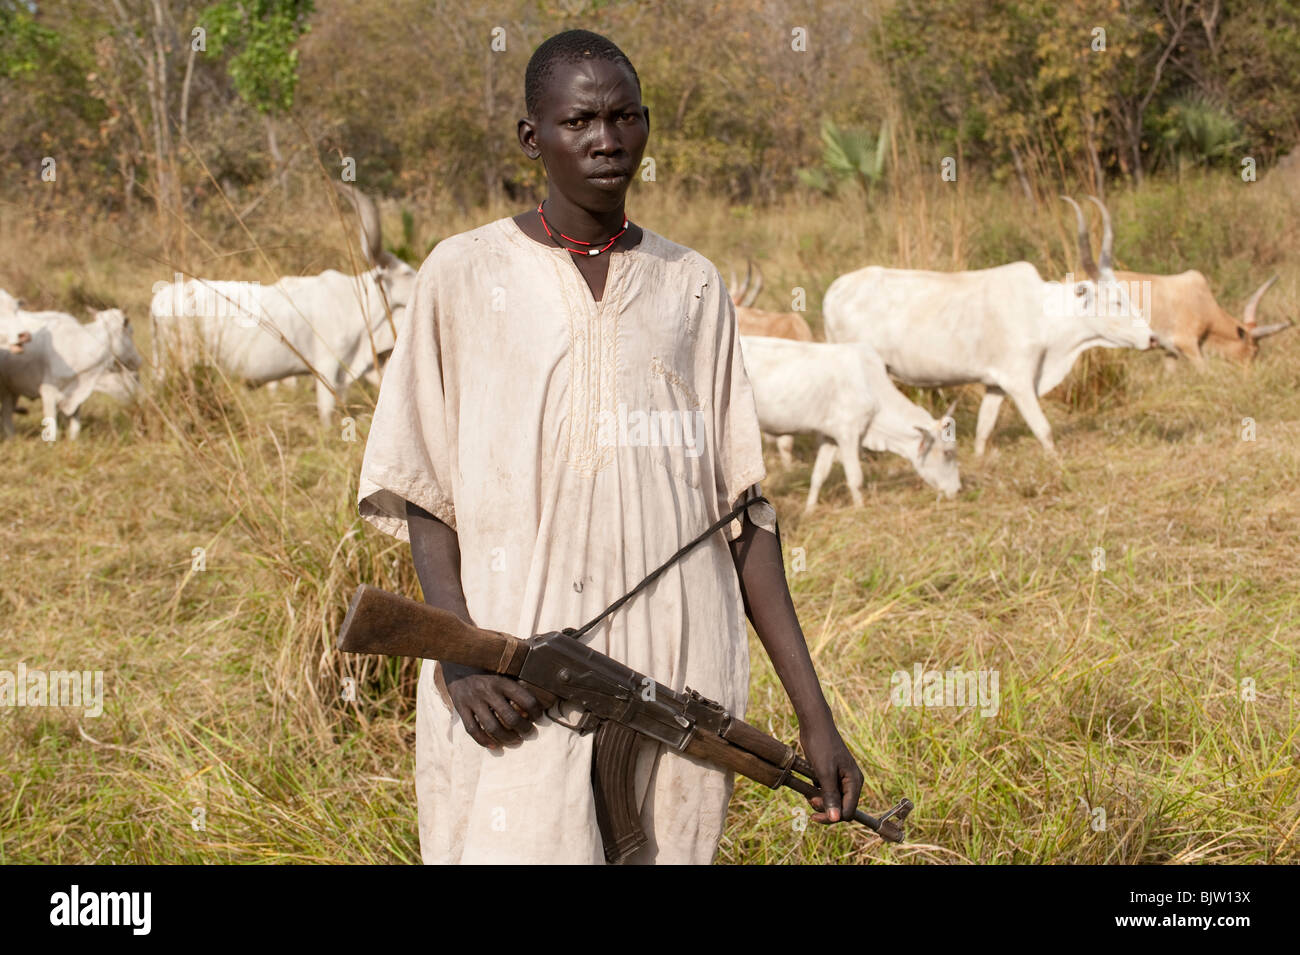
558;180;631;214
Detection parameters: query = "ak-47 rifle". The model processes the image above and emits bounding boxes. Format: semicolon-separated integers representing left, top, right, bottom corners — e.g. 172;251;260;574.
337;583;914;862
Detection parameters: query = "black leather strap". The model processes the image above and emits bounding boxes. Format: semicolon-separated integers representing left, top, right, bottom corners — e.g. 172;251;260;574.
567;493;774;640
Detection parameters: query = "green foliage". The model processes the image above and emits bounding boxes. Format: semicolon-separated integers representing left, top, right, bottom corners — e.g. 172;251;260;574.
387;206;435;264
202;0;314;115
4;0;1300;208
0;1;57;79
822;119;889;183
1167;98;1245;168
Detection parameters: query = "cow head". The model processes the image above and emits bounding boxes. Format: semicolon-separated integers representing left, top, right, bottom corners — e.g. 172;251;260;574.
1218;275;1290;363
1060;195;1151;351
338;185;418;353
4;329;32;354
90;308;143;396
912;399;960;499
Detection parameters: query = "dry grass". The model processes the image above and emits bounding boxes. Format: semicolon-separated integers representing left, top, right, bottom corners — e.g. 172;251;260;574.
1;170;1298;864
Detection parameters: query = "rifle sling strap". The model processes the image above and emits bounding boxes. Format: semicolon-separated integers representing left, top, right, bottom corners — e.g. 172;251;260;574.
566;493;776;641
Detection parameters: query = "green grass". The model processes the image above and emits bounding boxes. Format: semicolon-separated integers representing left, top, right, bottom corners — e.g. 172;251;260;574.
1;171;1298;864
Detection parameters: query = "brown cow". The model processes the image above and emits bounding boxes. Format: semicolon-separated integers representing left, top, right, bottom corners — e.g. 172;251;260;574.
729;262;815;341
1060;201;1291;367
1114;270;1288;368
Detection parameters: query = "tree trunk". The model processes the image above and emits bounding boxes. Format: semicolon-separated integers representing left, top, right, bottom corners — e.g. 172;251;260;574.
1009;144;1034;201
265;113;288;196
1082;110;1105;200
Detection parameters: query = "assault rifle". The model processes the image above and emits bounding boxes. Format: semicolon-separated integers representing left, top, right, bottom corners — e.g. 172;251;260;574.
337;583;913;862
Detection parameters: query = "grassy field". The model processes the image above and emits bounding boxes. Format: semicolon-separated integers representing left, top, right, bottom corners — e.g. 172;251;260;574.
1;171;1298;864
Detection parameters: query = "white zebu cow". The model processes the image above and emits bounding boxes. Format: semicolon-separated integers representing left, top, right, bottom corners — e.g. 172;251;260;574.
824;196;1151;456
150;187;415;423
0;307;142;439
1;291;31;353
740;336;959;512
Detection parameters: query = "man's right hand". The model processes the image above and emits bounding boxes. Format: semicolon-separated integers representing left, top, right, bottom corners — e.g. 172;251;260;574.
443;663;557;749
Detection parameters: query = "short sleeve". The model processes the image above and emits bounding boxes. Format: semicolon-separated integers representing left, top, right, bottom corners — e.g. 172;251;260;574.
357;256;457;541
708;272;776;541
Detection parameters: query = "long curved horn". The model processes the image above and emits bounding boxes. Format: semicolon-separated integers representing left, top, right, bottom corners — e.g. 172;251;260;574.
1250;322;1292;340
1241;275;1278;329
1085;195;1114;273
1060;195;1098;280
336;182;386;267
941;399;957;420
733;261;752;306
744;259;763;308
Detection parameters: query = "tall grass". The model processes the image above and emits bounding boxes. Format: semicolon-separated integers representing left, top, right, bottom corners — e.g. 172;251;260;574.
1;168;1297;863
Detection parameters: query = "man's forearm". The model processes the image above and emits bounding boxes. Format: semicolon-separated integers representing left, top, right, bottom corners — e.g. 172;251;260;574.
405;500;479;680
729;517;835;730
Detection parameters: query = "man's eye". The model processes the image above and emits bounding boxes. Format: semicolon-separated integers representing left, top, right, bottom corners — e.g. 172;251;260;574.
565;118;585;128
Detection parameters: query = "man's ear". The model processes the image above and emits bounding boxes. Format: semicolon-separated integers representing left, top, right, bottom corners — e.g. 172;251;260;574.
517;116;541;160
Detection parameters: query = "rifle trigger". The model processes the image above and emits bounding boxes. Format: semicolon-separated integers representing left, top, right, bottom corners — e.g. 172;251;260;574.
547;704;601;736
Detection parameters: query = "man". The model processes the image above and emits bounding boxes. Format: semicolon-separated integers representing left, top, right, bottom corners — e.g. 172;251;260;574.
357;29;863;864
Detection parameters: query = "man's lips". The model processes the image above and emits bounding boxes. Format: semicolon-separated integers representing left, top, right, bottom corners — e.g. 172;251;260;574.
587;169;630;181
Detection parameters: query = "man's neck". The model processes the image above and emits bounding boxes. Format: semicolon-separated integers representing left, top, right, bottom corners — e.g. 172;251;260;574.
512;204;643;255
539;195;626;245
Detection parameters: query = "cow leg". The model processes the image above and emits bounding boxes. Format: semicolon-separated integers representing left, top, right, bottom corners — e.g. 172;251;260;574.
974;388;1005;456
837;434;865;508
805;441;838;515
39;383;60;441
1003;385;1056;456
0;390;14;439
314;374;337;425
66;410;81;441
1174;337;1206;370
776;434;794;469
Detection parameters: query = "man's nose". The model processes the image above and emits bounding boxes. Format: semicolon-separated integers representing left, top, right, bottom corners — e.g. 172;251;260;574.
590;118;621;153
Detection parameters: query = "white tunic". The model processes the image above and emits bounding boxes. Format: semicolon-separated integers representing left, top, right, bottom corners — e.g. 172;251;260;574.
357;216;775;864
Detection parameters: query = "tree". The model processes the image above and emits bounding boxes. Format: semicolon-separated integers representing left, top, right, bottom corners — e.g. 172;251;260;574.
202;0;313;194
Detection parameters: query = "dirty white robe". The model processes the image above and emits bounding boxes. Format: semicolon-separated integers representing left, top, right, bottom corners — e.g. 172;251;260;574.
357;216;776;864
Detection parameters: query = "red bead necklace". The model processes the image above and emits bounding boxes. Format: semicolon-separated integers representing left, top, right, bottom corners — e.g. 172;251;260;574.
537;201;629;256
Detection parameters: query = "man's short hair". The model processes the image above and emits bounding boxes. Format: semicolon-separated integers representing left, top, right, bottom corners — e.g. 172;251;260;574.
525;29;641;118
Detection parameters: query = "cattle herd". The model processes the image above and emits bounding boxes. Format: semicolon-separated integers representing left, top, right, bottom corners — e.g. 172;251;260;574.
0;191;1290;513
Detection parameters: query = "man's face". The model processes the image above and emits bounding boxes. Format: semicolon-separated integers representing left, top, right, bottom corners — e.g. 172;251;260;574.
522;58;649;213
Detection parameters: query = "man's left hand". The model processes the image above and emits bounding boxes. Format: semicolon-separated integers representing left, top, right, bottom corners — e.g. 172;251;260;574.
799;721;864;825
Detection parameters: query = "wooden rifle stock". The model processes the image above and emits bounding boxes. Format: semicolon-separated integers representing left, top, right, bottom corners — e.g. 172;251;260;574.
337;583;913;860
338;584;529;675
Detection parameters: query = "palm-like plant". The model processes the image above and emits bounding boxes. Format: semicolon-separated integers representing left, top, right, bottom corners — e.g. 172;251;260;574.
1168;98;1244;169
798;119;891;197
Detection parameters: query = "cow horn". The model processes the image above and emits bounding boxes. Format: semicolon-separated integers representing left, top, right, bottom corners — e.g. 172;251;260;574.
336;182;387;268
1060;195;1098;281
942;399;957;420
1241;275;1278;329
1249;322;1292;340
744;259;763;308
733;261;752;306
1085;195;1114;274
